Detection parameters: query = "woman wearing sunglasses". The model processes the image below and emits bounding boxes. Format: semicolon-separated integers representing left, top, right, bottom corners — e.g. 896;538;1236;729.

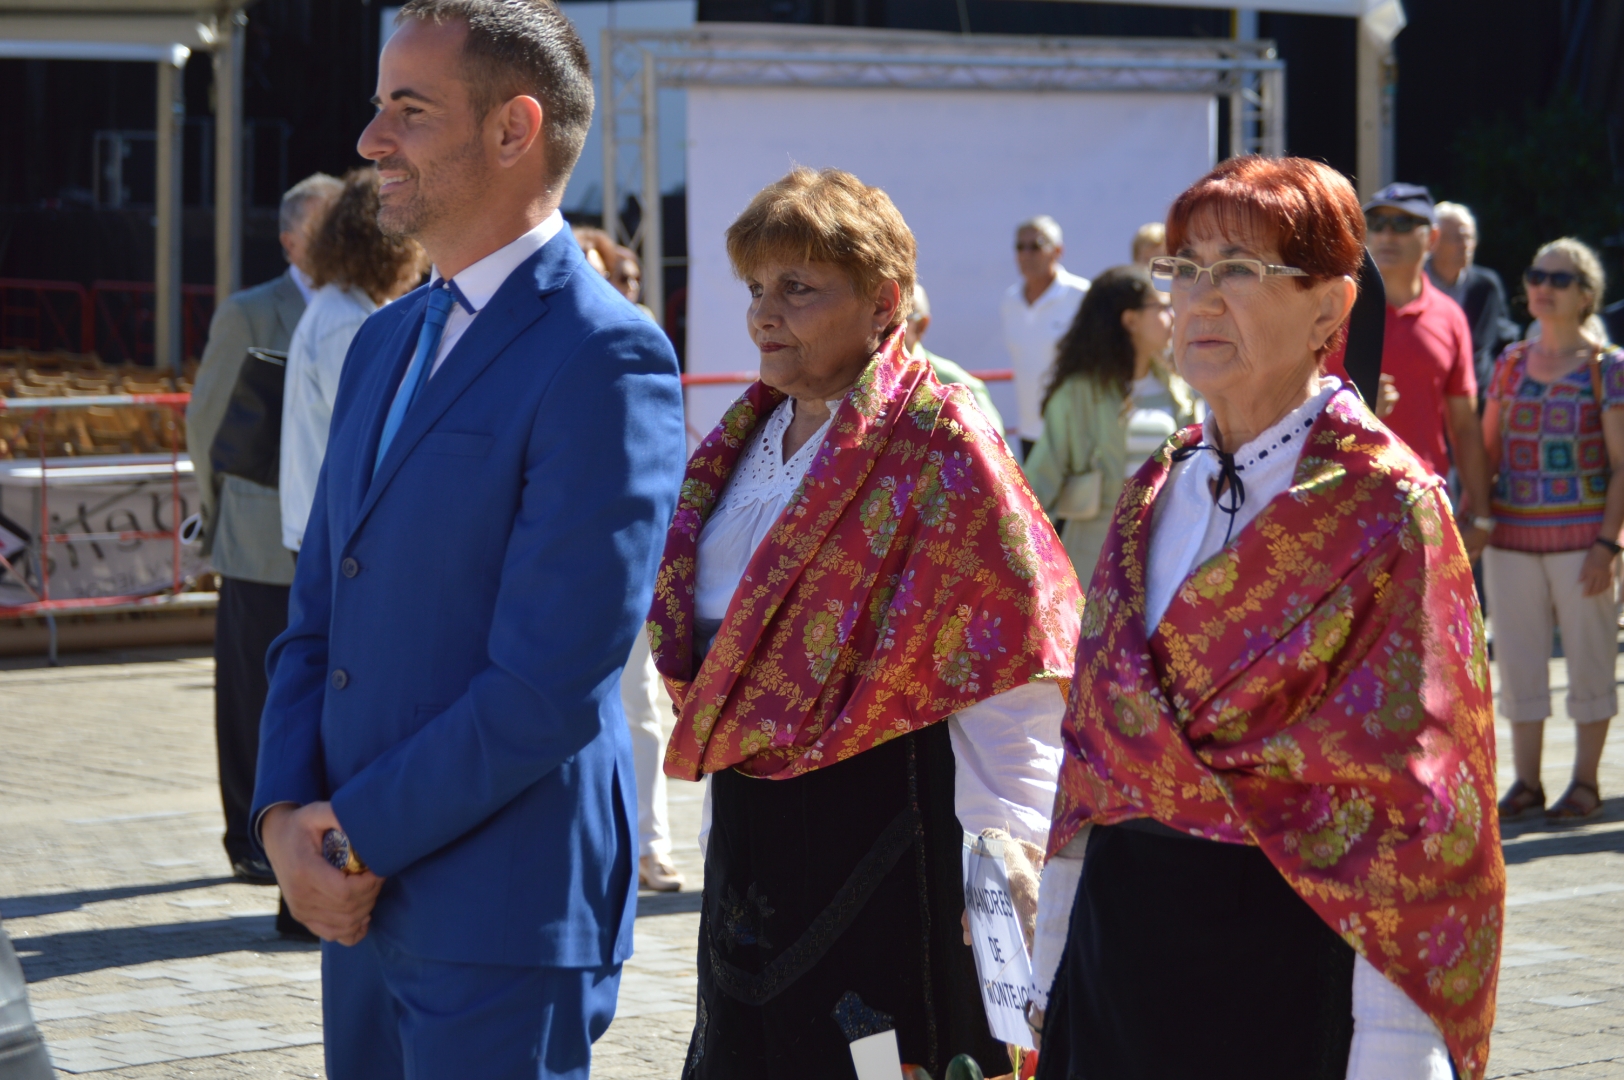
1484;238;1624;824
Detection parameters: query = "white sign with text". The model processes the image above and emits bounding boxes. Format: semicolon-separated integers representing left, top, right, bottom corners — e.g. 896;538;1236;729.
962;832;1036;1049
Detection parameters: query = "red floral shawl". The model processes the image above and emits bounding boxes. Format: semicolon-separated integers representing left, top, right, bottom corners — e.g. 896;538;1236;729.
652;330;1081;782
1049;388;1504;1079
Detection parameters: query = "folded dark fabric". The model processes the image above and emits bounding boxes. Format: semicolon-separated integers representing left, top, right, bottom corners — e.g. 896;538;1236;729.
209;347;287;489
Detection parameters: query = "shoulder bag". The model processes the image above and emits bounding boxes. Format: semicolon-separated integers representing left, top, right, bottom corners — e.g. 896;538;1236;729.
209;347;287;489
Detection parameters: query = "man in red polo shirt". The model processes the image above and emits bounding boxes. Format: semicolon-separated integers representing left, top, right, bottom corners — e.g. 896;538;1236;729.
1331;182;1491;561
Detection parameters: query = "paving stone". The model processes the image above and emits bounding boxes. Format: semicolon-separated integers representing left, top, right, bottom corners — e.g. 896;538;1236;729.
5;644;1624;1077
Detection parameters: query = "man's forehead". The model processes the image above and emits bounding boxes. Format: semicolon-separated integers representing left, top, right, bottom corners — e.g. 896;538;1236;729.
377;17;468;96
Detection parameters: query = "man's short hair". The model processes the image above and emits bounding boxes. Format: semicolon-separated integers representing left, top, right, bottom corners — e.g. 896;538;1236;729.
1017;215;1063;248
909;281;930;320
397;0;594;188
1434;201;1478;236
1131;221;1165;259
279;173;342;234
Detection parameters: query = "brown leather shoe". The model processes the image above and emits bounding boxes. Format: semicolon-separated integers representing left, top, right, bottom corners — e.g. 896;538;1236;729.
639;854;684;892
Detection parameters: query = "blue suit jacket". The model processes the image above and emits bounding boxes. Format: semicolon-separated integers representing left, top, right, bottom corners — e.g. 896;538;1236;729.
251;235;685;968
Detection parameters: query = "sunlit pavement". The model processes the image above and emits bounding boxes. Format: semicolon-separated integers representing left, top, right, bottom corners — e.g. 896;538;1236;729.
1;644;1619;1077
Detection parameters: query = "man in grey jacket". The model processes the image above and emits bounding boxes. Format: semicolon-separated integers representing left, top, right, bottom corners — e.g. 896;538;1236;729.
187;173;340;887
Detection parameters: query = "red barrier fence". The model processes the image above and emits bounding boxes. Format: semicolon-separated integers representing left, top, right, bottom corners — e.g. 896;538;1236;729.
0;279;216;364
0;279;93;354
91;281;216;367
0;392;190;619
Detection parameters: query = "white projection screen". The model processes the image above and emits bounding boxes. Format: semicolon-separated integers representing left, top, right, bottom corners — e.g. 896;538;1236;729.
684;85;1218;439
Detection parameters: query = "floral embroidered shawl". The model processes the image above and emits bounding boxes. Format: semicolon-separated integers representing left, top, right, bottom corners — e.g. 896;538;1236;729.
1048;388;1503;1079
652;329;1081;782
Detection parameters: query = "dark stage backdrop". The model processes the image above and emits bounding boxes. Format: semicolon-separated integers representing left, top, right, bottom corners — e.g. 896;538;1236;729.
0;0;1617;303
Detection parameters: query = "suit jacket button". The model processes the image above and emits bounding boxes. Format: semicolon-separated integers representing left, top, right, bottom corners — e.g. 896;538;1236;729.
341;557;360;579
330;669;349;690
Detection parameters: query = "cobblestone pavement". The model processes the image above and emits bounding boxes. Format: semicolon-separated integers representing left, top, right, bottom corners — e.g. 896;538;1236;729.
1;645;1621;1078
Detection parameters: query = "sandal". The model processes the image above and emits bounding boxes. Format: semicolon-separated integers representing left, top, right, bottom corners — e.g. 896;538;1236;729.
1545;780;1603;824
1497;779;1546;821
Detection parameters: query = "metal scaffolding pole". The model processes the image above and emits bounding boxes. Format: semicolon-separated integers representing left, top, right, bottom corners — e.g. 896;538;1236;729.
1229;8;1258;157
214;9;246;303
1260;64;1286;157
1354;4;1403;198
601;27;619;250
154;47;186;371
641;49;663;330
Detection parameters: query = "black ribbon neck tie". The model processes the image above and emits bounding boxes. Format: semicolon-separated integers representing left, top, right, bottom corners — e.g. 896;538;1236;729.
1171;442;1247;544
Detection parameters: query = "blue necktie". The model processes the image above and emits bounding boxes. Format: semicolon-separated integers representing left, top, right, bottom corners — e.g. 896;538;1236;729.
373;284;458;476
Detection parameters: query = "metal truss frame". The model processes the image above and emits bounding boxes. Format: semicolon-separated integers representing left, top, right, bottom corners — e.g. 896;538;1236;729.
602;23;1286;328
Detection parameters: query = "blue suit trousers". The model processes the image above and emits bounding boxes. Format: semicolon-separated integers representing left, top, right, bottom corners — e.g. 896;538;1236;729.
322;935;621;1080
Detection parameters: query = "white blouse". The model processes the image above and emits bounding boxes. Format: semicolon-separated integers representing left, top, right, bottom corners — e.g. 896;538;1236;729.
280;283;377;551
693;396;1065;853
1031;379;1451;1079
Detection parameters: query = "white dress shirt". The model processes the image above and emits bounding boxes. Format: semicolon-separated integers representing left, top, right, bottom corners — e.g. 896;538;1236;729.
288;263;316;304
1144;376;1340;632
1030;377;1451;1078
384;211;568;418
280;283;377;550
693;396;1066;854
999;266;1090;442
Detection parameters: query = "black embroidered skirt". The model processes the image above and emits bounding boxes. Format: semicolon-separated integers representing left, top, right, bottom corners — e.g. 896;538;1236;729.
683;721;1005;1080
1036;821;1356;1080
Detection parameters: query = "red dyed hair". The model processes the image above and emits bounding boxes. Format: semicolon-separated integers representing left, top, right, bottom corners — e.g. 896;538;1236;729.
1166;156;1364;355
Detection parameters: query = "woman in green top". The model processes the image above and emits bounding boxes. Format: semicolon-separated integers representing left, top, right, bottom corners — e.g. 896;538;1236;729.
1024;265;1197;582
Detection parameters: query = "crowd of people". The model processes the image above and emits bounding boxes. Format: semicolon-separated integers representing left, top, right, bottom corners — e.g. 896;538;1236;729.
172;1;1623;1078
1004;179;1621;828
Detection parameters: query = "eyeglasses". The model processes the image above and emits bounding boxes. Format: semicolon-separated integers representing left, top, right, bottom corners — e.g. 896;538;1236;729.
1365;214;1428;234
1149;256;1308;294
1015;242;1052;253
1524;267;1585;290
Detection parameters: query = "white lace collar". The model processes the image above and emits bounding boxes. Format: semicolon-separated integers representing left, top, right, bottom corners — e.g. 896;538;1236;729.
1144;377;1341;633
714;396;842;511
1191;376;1339;477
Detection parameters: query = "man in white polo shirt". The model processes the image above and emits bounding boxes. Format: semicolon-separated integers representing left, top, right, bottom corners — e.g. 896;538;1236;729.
999;215;1090;458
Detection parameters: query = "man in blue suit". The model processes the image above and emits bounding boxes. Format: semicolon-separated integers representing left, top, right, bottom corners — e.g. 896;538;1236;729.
250;2;685;1076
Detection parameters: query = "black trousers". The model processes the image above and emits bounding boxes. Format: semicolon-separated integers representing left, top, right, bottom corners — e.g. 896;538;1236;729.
214;575;290;863
1037;822;1356;1080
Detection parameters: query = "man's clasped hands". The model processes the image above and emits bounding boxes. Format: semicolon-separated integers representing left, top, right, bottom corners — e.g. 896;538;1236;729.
261;802;384;945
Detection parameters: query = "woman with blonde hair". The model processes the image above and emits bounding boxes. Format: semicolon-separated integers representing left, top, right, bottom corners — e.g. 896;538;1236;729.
1485;237;1624;823
279;167;426;552
649;167;1081;1078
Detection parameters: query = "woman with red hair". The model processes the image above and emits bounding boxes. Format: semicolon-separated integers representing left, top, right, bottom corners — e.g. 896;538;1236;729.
1031;157;1504;1080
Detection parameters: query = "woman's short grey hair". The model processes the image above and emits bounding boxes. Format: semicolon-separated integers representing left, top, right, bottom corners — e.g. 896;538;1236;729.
1536;236;1607;320
279;173;342;234
397;0;594;187
1434;201;1478;235
1017;215;1063;248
